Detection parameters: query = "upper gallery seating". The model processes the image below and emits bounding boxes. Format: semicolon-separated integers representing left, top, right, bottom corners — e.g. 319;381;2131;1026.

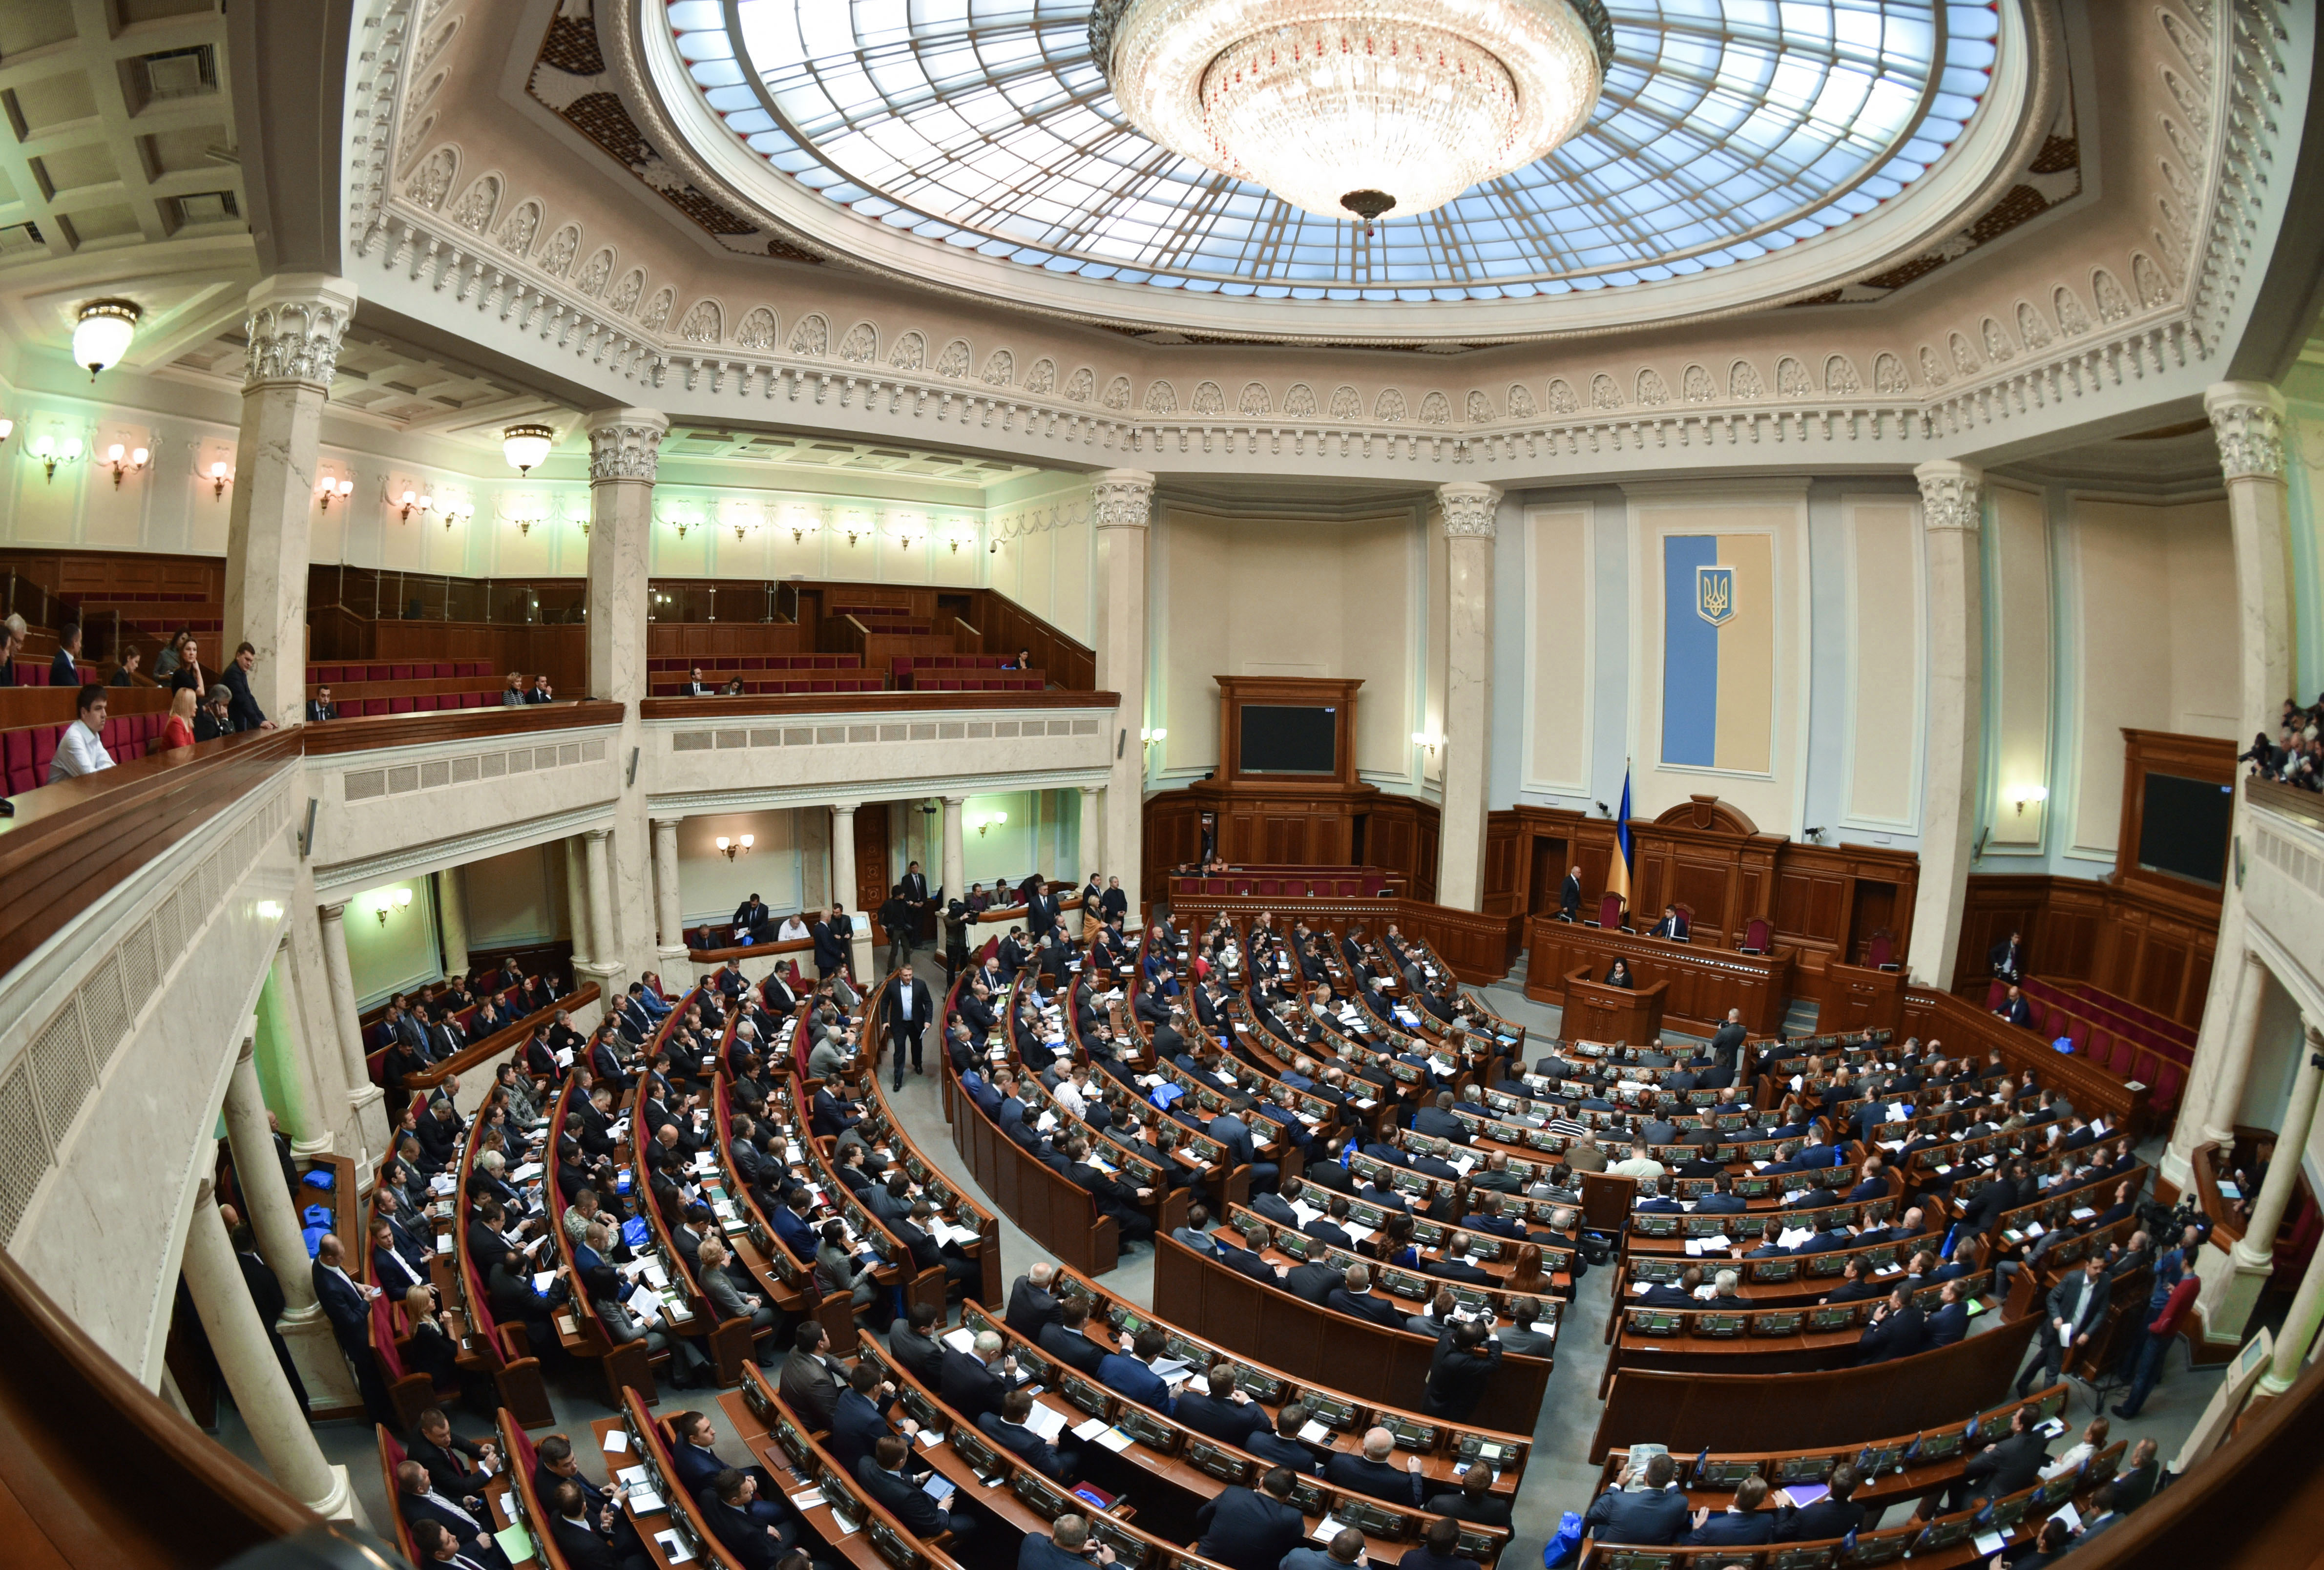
303;661;502;714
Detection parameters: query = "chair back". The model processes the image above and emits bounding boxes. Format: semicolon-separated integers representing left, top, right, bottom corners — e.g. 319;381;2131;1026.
1865;930;1895;969
1741;917;1772;954
1597;892;1627;930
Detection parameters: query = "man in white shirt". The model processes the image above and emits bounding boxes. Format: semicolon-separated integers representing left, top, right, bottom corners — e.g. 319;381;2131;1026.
778;913;811;942
46;685;116;782
1054;1064;1092;1122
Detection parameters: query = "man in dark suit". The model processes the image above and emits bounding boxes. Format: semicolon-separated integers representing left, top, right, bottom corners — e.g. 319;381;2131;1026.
1996;984;2035;1028
1650;905;1689;940
1324;1428;1425;1506
1327;1265;1405;1328
408;1407;499;1499
979;1388;1073;1482
1774;1462;1864;1542
858;1436;975;1546
1583;1452;1689;1546
1683;1477;1775;1547
2021;1253;2110;1395
2109;1438;2162;1512
1857;1287;1926;1364
1038;1300;1111;1376
310;1233;392;1422
1176;1365;1270;1448
1946;1403;2049;1511
812;907;848;980
940;1330;1022;1423
1990;930;2026;982
1558;866;1582;921
1194;1469;1307;1570
222;641;272;732
1005;1266;1063;1343
1924;1280;1970;1347
395;1459;510;1570
230;1226;310;1415
828;1362;919;1477
1283;1255;1344;1306
1709;1008;1747;1068
1097;1325;1177;1415
778;1324;849;1431
1421;1320;1501;1422
1412;1091;1471;1144
305;686;338;723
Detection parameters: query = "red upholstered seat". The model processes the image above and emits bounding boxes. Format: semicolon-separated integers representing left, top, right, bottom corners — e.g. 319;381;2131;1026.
2108;1036;2136;1076
1986;980;2008;1011
388;697;414;714
1598;892;1627;930
433;662;454;678
2149;1060;2183;1112
1740;917;1772;954
366;664;391;681
1865;931;1895;968
2068;1022;2091;1054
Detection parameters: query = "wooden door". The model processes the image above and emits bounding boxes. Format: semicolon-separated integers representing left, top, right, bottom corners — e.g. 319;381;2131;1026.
1847;880;1897;965
855;806;892;940
1527;836;1570;916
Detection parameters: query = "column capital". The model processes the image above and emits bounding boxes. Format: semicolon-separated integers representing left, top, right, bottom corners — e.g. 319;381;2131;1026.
195;1173;215;1206
242;273;358;393
585;408;669;483
1437;482;1503;537
1913;460;1984;533
652;816;684;829
236;1034;257;1065
585;826;614;843
1080;784;1102;798
941;795;966;807
1091;469;1156;529
830;800;861;815
318;901;347;922
2205;381;2288;481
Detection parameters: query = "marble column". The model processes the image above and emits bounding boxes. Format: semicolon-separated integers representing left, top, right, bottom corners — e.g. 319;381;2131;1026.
2260;1032;2324;1397
315;901;387;1156
563;837;594;969
251;948;325;1157
222;1036;359;1410
1077;787;1102;886
2173;384;2291;1189
941;796;966;909
436;866;469;980
585;410;664;986
2201;947;2272;1149
183;1177;362;1521
2206;382;2293;742
830;803;869;976
1435;483;1500;910
2198;1015;2324;1344
581;828;624;993
652;816;688;968
1092;470;1153;920
224;274;357;724
1905;461;1985;989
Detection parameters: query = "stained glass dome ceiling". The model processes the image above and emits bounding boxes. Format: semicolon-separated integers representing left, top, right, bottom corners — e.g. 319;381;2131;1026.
645;1;2021;335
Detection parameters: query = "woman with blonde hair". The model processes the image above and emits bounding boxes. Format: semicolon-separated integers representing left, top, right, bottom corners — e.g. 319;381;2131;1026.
160;685;198;751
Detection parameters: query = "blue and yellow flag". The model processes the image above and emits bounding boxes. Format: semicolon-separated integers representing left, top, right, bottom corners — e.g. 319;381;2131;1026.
1609;764;1633;905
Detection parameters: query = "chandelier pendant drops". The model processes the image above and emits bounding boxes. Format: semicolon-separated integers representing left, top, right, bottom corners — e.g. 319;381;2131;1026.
1097;0;1612;223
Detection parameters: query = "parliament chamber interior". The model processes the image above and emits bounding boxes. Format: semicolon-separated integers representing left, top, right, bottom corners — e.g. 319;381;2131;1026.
2;0;2323;1567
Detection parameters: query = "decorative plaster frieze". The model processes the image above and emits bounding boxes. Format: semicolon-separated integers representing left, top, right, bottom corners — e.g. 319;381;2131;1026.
1090;469;1155;529
1438;483;1502;537
1914;460;1985;533
2203;380;2287;481
244;275;359;393
586;409;668;483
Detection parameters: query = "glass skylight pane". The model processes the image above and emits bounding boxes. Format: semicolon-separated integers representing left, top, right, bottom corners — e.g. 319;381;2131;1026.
668;0;1985;297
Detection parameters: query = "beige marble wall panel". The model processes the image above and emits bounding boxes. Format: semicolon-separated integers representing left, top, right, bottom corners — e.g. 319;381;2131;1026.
1523;504;1591;795
642;708;1115;808
1842;496;1925;831
1985;483;2052;848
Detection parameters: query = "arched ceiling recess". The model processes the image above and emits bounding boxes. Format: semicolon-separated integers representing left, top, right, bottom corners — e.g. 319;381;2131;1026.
615;0;2053;347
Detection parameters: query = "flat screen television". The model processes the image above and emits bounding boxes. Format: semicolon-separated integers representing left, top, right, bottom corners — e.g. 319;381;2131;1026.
1239;705;1336;774
2137;771;2234;887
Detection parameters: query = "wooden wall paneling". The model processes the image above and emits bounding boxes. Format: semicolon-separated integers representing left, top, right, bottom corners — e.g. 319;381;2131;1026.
1483;812;1522;918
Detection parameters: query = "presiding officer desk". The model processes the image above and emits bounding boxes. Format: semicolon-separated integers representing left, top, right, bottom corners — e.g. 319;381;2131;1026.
1524;920;1792;1037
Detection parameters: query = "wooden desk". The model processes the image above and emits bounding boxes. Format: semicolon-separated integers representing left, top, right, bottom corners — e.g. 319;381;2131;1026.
1588;1311;2041;1461
1524;921;1792;1036
1822;959;1907;1032
1559;967;1666;1045
1151;1233;1551;1433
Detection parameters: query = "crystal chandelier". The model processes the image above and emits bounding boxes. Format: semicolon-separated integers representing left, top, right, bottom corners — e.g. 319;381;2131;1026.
1094;0;1612;224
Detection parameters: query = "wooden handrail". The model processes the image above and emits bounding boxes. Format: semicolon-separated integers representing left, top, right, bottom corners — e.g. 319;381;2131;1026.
301;699;624;754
